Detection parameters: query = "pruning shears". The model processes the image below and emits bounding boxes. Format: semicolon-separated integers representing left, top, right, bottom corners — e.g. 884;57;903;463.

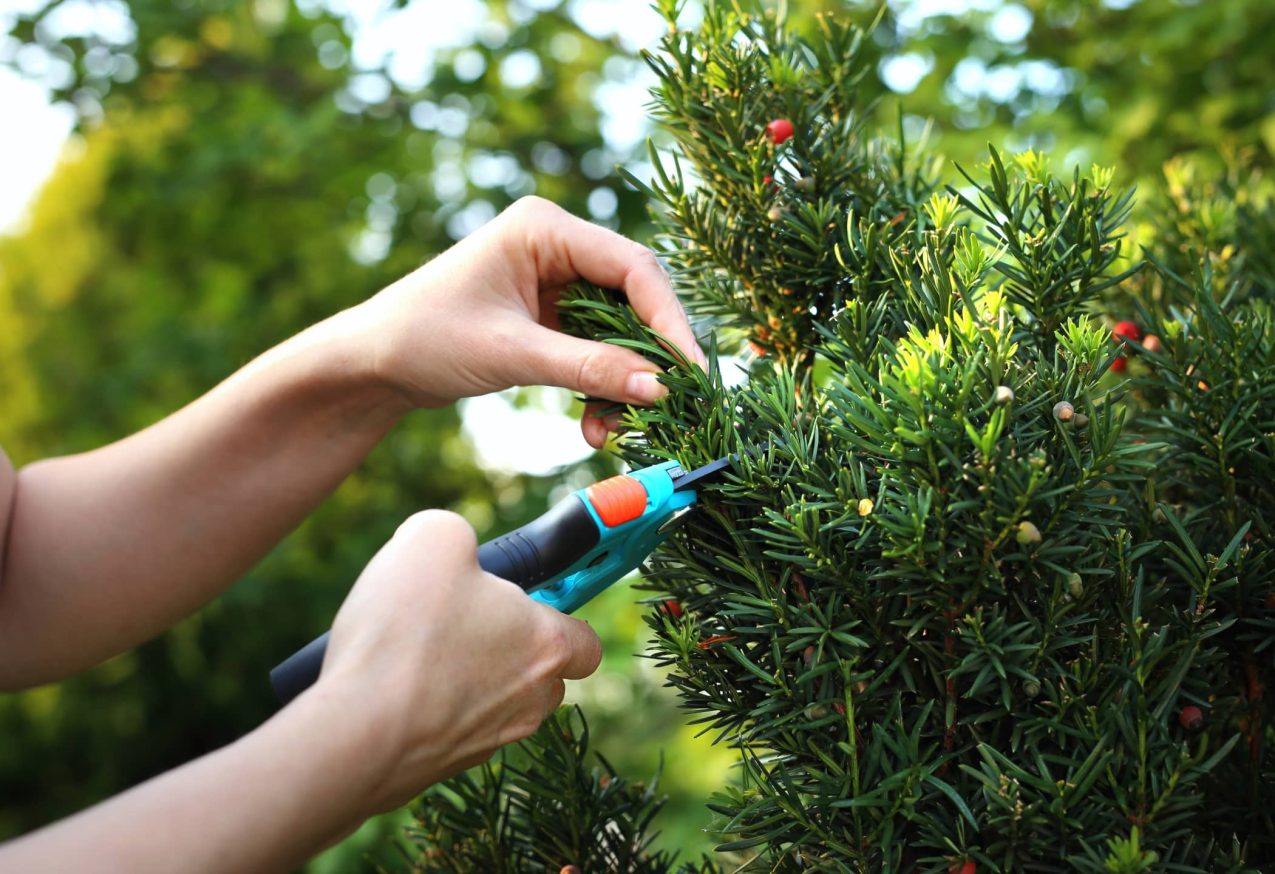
269;454;735;705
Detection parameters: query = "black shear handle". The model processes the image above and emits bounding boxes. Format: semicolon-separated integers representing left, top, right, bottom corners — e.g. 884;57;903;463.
268;494;600;705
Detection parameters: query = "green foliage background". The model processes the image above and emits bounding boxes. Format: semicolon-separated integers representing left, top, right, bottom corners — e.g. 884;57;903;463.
1;0;1272;868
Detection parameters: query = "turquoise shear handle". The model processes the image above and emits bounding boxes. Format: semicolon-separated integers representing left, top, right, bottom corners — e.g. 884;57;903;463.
531;460;696;613
269;459;698;705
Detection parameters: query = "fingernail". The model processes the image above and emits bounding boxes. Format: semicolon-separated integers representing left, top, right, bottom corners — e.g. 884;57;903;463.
694;346;709;368
625;370;667;404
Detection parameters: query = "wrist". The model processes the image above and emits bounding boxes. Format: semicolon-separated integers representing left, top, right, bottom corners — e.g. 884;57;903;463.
260;302;418;428
355;272;456;410
268;680;393;823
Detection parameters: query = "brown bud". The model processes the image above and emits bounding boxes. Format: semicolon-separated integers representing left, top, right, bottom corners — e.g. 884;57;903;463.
1052;401;1075;422
791;573;809;601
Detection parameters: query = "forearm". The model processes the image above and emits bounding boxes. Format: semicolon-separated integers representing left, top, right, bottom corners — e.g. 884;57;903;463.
0;303;411;688
0;687;385;874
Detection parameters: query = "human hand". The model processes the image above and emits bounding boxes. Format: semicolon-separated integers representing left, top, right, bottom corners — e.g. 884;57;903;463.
309;509;603;814
357;196;707;447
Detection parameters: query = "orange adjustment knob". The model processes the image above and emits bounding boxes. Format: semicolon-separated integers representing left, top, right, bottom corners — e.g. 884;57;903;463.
586;475;648;527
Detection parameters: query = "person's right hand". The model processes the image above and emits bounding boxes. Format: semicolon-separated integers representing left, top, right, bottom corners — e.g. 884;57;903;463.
307;509;603;815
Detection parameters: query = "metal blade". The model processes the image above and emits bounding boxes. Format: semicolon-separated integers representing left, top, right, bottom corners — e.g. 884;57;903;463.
667;454;736;493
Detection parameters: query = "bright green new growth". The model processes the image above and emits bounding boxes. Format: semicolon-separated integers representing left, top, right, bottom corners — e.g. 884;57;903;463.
409;3;1275;870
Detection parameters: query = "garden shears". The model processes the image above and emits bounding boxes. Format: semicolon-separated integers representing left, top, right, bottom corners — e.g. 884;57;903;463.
269;454;736;704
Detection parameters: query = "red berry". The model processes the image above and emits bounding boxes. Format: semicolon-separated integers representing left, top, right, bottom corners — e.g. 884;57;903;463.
949;862;976;874
660;599;683;618
1142;334;1162;354
1110;355;1128;373
1179;705;1204;731
766;118;794;145
1112;320;1141;344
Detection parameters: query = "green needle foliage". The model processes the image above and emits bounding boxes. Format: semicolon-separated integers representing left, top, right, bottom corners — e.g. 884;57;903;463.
401;707;717;873
407;3;1275;870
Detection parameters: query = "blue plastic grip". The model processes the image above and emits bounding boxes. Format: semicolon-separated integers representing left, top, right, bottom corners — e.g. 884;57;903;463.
531;460;696;614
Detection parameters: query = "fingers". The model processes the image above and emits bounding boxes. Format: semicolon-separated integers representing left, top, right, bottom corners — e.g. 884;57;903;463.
546;612;603;680
518;325;669;409
546;678;567;712
510;197;707;367
581;403;608;449
396;512;602;685
580;402;623;449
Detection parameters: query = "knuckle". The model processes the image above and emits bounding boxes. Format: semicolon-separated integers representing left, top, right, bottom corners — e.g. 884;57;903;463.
573;346;616;399
510;195;555;221
632;245;666;278
394;509;476;554
541;615;570;655
535;615;571;672
500;713;545;746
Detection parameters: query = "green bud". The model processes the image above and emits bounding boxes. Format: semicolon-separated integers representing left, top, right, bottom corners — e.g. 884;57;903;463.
1024;680;1041;699
1067;573;1083;600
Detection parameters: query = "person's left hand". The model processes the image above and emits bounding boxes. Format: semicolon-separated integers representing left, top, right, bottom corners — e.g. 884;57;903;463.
350;196;706;447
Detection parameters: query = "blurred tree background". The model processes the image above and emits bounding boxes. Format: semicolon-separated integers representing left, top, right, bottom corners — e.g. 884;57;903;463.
0;0;1270;869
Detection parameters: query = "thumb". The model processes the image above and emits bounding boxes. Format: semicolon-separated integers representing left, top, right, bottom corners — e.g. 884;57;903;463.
520;325;669;405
